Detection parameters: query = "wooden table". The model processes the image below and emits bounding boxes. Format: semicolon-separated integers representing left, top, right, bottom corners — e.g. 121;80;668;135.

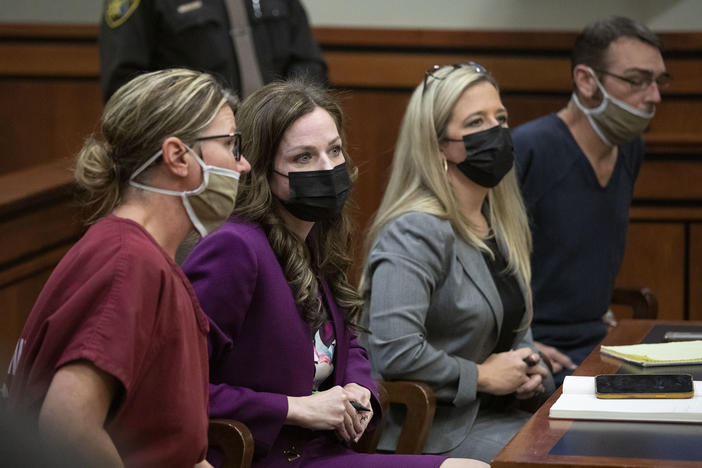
492;319;702;468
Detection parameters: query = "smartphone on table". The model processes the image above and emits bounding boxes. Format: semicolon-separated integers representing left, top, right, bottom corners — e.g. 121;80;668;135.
595;374;694;399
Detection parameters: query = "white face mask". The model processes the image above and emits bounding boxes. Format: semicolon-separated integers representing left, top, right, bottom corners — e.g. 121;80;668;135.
572;68;656;146
129;145;240;237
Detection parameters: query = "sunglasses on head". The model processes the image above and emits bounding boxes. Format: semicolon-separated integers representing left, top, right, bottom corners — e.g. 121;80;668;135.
422;62;488;95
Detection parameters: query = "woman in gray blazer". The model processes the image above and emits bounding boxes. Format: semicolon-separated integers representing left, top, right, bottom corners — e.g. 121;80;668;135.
360;63;554;463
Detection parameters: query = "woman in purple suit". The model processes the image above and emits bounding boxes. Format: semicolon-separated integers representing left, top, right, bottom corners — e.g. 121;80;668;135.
183;80;485;468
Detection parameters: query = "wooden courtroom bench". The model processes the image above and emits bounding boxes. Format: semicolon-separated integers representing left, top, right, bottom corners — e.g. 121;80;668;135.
0;162;84;375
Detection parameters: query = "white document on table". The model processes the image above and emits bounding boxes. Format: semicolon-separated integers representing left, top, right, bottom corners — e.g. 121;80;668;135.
549;376;702;423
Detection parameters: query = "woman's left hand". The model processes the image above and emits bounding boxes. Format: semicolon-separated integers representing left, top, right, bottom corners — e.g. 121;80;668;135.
340;383;373;442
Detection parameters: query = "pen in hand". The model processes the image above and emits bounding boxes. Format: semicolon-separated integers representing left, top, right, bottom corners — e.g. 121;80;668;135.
523;354;539;366
350;401;371;412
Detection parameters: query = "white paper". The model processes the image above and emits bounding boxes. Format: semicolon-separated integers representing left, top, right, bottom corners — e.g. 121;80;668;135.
550;376;702;423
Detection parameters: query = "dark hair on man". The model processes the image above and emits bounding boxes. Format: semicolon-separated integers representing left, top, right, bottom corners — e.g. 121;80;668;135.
571;16;662;72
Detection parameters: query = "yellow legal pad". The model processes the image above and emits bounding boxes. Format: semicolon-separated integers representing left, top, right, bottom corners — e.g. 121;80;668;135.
600;340;702;367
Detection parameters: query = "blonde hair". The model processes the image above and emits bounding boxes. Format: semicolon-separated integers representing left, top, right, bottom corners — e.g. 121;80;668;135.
363;64;533;325
235;79;363;331
74;68;237;223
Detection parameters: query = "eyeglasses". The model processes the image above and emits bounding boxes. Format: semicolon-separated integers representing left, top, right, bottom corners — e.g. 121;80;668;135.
194;132;242;161
423;62;488;95
592;68;672;91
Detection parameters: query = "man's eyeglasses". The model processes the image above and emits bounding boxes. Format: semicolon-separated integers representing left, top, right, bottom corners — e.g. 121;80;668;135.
592;68;672;92
423;62;488;95
194;132;242;161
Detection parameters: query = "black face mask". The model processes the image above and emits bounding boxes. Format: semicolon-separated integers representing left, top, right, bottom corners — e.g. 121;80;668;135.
453;125;514;188
275;163;352;222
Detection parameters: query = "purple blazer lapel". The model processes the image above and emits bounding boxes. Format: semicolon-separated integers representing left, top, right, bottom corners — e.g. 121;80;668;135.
319;278;348;386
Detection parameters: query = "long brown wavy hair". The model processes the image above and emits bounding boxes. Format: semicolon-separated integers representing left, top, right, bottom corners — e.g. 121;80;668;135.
234;79;363;331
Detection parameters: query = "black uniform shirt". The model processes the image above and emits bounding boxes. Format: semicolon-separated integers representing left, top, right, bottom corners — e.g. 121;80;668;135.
100;0;328;101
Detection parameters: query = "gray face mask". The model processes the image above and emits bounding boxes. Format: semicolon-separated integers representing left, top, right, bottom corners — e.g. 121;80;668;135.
572;68;655;146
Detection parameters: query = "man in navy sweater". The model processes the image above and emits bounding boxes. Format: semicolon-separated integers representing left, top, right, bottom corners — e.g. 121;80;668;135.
512;16;669;386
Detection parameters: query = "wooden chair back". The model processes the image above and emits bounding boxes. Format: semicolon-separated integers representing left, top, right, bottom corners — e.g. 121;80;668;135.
611;287;658;319
355;380;436;455
209;379;437;467
208;419;254;468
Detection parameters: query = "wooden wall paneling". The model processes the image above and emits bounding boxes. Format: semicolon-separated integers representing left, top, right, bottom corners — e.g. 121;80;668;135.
0;162;74;208
326;52;573;92
0;24;99;77
690;223;702;321
0;43;98;76
663;58;702;95
315;28;578;50
630;206;702;221
0;80;103;174
315;27;702;61
0;24;101;175
501;94;569;127
0;164;84;267
615;222;686;320
634;160;702;200
0;200;82;267
342;90;410;226
0;24;97;39
644;97;702;153
339;90;411;280
316;27;702;53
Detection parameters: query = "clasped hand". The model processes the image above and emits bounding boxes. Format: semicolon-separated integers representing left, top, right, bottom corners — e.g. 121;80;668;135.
286;383;373;442
476;348;547;399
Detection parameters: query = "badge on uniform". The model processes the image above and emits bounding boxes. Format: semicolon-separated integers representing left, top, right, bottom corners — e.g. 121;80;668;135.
177;1;204;14
105;0;140;28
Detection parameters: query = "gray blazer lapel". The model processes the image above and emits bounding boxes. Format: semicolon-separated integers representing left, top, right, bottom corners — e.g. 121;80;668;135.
454;238;503;338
